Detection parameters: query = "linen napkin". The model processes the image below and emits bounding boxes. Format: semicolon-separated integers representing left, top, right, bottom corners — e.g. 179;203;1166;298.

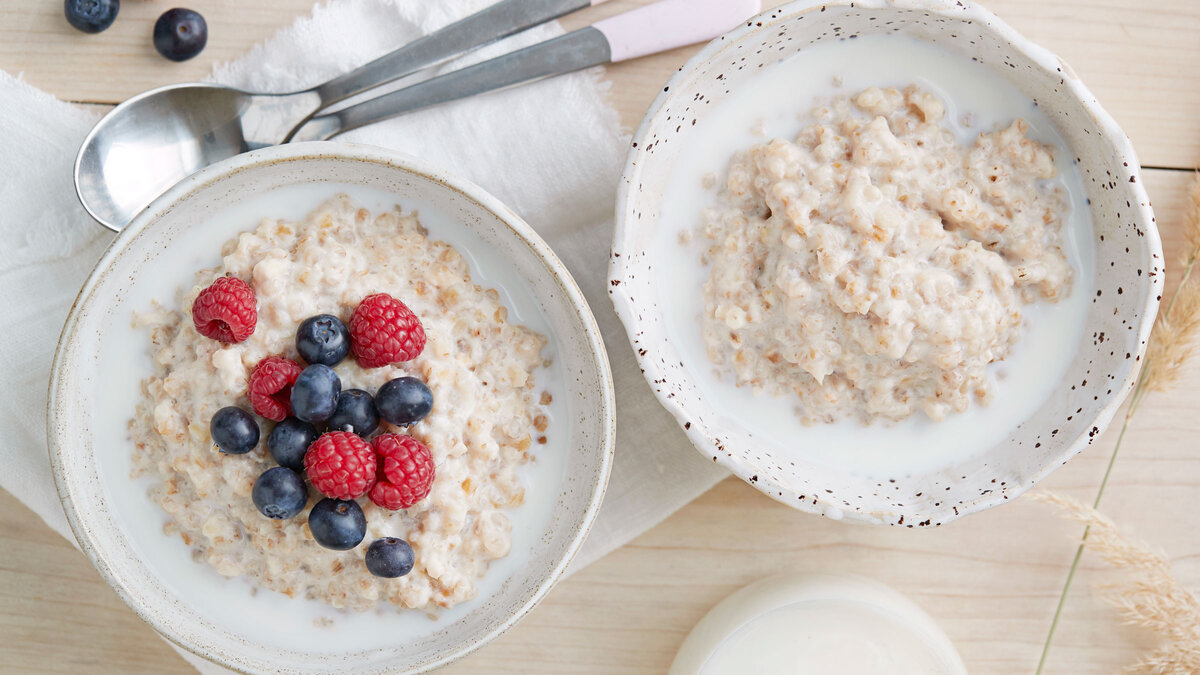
0;0;728;668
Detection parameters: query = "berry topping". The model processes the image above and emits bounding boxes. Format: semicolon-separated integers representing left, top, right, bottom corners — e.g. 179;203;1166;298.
327;389;380;436
248;356;303;422
374;377;433;426
153;8;207;62
290;364;342;423
192;276;257;344
365;538;415;578
209;406;259;455
251;467;308;519
296;314;351;367
304;431;376;500
368;434;435;510
64;0;119;34
267;417;319;472
349;293;426;368
308;498;366;551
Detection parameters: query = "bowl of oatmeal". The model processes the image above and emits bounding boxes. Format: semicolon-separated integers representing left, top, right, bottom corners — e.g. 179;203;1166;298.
610;0;1161;525
48;143;614;673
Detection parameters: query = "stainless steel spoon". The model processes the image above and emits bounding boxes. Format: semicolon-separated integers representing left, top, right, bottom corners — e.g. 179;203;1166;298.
75;0;760;232
74;0;612;232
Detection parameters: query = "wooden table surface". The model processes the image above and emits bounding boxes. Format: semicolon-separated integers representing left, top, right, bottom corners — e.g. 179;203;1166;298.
3;1;1199;673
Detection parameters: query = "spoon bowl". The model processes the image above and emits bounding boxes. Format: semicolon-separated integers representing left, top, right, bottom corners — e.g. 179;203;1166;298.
73;84;317;232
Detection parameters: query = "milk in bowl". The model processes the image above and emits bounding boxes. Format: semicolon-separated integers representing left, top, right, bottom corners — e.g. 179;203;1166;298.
658;34;1094;477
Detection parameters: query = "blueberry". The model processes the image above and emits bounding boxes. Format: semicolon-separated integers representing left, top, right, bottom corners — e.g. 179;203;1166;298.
267;417;319;471
291;364;341;423
64;0;119;34
308;498;366;550
251;467;308;519
296;314;351;367
326;389;380;436
210;406;259;454
364;537;415;578
153;8;207;62
374;377;433;426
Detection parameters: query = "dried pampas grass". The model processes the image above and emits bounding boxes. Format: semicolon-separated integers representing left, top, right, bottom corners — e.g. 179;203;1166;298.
1037;173;1200;673
1144;286;1200;393
1034;492;1200;675
1143;174;1200;394
1185;173;1200;257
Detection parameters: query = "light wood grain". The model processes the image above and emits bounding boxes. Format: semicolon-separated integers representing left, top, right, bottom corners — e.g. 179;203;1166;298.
3;0;1199;167
2;1;1199;673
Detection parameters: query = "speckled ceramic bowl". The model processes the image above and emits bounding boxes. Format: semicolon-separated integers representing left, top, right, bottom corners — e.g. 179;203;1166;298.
48;143;614;673
610;0;1162;525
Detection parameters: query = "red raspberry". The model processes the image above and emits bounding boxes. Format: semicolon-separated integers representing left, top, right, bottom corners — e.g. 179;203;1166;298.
304;431;377;500
368;434;435;510
247;356;302;422
192;276;257;343
349;293;426;368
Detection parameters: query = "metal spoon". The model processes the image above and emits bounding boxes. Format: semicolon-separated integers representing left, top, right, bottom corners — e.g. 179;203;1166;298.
76;0;760;232
74;0;612;232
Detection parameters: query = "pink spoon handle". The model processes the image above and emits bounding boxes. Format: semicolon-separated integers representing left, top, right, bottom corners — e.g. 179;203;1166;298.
594;0;763;62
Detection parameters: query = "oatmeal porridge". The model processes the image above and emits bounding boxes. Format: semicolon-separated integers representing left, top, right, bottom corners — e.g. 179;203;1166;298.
130;194;549;611
700;85;1072;424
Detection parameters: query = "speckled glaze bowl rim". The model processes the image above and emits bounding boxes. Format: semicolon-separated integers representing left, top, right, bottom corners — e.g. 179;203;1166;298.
610;0;1162;524
47;142;616;674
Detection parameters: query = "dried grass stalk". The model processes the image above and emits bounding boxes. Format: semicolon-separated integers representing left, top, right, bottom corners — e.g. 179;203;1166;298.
1034;491;1200;674
1144;282;1200;393
1143;173;1200;393
1184;173;1200;257
1035;175;1200;674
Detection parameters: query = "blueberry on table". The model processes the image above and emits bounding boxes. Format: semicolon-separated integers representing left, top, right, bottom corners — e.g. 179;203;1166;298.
290;364;341;423
153;8;207;62
374;377;433;426
210;406;259;455
365;537;415;578
296;314;351;367
267;417;319;471
64;0;119;34
327;389;380;436
251;467;308;519
308;498;366;551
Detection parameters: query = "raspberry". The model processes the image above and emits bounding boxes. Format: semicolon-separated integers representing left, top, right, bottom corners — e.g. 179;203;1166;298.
248;356;303;422
349;293;426;368
368;434;435;510
192;276;257;343
304;431;377;500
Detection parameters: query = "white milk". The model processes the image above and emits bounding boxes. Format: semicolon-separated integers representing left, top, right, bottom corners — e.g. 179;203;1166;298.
95;182;572;650
700;603;958;675
669;573;966;674
657;34;1095;476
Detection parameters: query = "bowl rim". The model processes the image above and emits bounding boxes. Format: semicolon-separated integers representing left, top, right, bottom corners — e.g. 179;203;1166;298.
609;0;1163;525
47;141;616;673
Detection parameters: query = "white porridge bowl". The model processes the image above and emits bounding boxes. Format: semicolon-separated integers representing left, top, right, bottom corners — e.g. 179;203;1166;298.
610;0;1162;526
48;142;614;673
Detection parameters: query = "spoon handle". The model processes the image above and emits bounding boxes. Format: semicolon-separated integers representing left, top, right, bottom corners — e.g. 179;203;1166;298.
290;0;761;142
312;0;606;107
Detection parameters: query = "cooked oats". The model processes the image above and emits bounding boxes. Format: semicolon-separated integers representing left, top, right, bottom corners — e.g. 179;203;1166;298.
701;86;1071;423
130;195;548;611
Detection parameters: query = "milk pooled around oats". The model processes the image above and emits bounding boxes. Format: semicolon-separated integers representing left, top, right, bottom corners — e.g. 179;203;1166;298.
658;35;1094;474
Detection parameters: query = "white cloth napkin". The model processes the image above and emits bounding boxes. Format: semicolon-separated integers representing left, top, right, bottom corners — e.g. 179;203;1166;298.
0;0;727;669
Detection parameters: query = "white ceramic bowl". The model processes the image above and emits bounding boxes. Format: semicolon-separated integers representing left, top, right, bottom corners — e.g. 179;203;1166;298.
48;143;614;673
610;0;1162;526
